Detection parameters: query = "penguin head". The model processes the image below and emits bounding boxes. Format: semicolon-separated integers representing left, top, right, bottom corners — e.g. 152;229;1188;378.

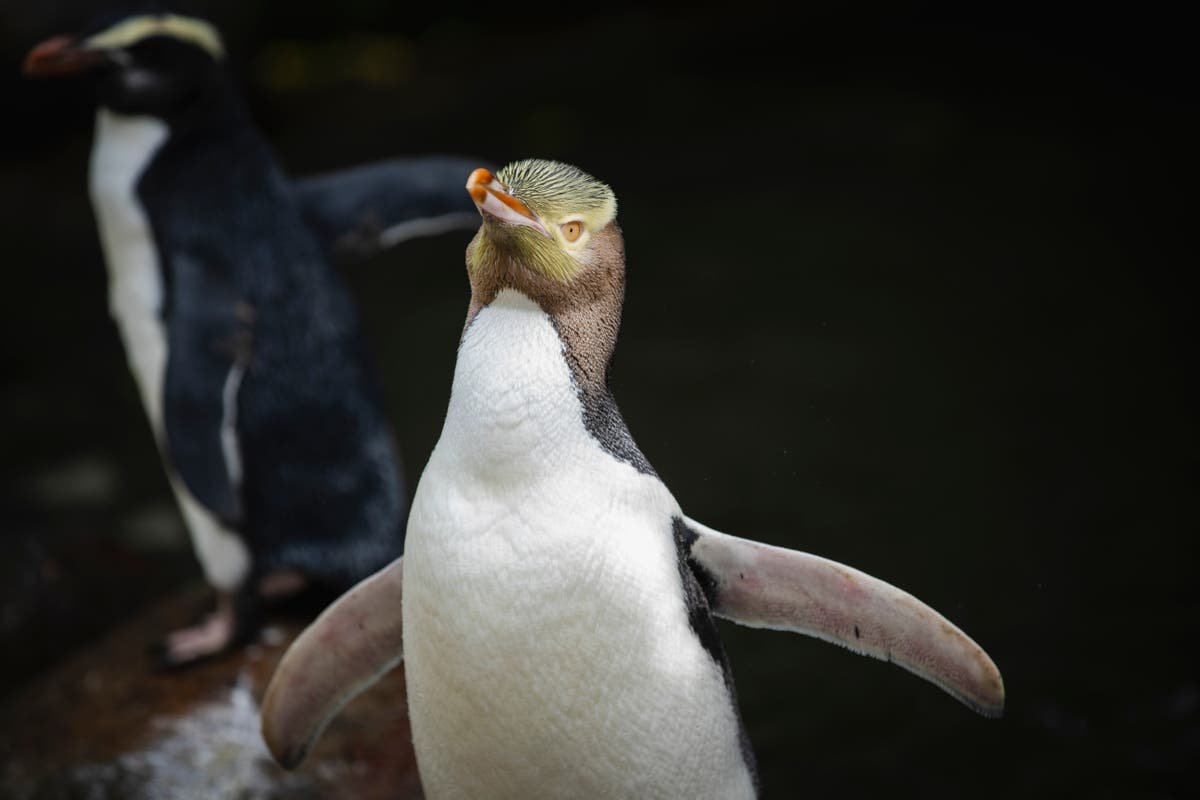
466;160;622;289
23;10;225;118
465;159;627;384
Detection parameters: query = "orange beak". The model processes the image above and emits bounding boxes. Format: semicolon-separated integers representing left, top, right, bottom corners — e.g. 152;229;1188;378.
22;35;105;77
466;168;550;237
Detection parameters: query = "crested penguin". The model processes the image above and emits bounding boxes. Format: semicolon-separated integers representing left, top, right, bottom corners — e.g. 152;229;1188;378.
21;12;449;666
261;160;1005;797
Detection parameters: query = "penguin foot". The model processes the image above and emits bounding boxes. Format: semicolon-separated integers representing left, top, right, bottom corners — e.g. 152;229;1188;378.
258;575;344;622
150;594;238;669
257;569;309;600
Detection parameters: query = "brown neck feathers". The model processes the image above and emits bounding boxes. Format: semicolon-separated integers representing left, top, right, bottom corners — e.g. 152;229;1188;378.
465;222;626;394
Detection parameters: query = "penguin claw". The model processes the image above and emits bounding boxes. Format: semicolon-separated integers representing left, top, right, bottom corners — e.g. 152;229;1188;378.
147;595;241;671
147;639;221;672
146;635;225;672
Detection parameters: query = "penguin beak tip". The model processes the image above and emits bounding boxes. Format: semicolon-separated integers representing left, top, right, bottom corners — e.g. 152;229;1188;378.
23;35;102;78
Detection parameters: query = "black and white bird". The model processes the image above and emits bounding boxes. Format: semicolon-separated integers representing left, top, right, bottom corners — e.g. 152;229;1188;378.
261;161;1004;798
23;11;478;666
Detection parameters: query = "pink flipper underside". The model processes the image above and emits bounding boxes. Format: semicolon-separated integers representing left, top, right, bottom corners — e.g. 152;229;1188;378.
261;524;1004;770
260;556;405;768
685;518;1005;717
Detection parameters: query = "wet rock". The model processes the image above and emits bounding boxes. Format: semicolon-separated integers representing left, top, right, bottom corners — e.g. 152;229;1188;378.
0;535;193;694
0;584;421;800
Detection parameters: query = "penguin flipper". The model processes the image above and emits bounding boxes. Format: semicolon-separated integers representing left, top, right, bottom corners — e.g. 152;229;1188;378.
682;517;1005;718
163;257;251;526
261;556;405;769
293;156;486;258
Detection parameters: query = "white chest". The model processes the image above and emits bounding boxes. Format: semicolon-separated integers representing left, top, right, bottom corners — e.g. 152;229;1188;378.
89;108;170;432
402;290;754;799
87;110;250;592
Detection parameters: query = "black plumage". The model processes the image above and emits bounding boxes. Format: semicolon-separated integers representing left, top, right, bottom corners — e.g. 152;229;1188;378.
295;156;484;257
22;10;485;662
141;80;405;588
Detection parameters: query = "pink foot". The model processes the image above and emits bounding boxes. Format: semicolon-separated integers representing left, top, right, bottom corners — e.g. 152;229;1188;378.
154;594;237;668
257;569;309;600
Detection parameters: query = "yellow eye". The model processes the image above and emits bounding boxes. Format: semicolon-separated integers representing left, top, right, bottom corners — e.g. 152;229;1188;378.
561;221;584;243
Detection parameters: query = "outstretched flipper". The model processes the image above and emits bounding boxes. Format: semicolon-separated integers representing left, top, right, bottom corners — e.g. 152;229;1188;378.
293;156;487;258
261;557;405;769
682;518;1005;717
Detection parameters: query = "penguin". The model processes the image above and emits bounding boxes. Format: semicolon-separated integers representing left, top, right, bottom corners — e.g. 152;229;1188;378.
260;160;1005;798
20;12;471;666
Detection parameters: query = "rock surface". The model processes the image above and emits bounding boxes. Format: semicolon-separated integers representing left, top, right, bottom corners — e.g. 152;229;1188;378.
0;583;421;800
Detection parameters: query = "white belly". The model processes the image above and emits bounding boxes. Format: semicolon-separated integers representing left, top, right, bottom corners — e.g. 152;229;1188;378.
89;109;249;592
402;290;753;799
89;109;171;430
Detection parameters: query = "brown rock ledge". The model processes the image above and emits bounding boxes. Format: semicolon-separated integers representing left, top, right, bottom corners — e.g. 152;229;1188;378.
0;583;420;800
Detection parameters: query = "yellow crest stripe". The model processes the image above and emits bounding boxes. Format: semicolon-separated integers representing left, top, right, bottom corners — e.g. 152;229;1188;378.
84;14;224;59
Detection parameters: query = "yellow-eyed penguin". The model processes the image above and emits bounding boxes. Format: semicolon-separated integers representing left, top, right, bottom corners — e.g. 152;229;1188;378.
260;160;1005;798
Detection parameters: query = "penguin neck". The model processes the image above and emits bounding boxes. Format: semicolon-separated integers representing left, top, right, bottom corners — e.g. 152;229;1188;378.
124;70;249;138
465;223;627;396
100;73;273;208
460;228;654;474
87;78;259;226
444;290;578;478
89;108;169;215
444;288;654;480
163;82;253;149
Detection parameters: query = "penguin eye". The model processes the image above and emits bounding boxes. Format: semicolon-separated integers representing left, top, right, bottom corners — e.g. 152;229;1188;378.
560;221;584;243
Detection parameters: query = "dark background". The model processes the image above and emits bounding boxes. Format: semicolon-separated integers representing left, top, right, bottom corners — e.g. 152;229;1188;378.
0;2;1194;798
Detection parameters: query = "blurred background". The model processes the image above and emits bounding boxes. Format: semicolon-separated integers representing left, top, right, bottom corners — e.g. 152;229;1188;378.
0;2;1194;798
